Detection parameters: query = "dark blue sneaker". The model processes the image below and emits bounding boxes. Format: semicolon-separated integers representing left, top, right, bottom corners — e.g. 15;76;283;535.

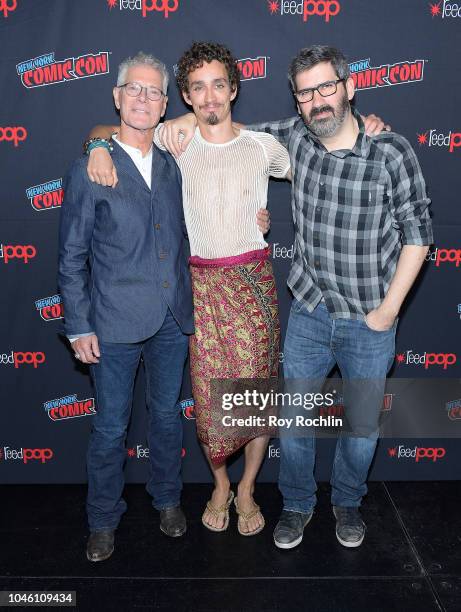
273;509;313;549
333;506;366;548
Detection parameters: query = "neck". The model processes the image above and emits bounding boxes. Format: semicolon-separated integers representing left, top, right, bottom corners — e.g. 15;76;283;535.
118;123;154;156
197;115;238;144
318;109;359;152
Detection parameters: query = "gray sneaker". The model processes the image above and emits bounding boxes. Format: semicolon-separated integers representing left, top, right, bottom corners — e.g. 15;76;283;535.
332;506;366;548
273;510;313;550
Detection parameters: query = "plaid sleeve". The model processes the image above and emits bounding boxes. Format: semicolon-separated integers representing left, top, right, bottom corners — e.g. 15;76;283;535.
246;116;298;148
387;135;434;246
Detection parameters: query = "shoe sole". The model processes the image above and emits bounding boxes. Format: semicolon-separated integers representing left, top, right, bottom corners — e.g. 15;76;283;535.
86;546;114;562
273;513;313;550
160;525;187;537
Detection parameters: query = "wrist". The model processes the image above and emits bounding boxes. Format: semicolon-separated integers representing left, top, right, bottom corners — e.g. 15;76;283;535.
84;137;114;155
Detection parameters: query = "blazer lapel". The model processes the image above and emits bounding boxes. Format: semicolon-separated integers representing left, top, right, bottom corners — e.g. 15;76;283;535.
112;140;151;194
150;144;166;203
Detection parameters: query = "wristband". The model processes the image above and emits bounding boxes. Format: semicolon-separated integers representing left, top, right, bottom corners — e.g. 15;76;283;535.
84;137;114;155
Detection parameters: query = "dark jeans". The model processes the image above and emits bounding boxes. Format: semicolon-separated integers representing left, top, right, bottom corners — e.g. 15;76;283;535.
87;309;189;531
279;300;396;513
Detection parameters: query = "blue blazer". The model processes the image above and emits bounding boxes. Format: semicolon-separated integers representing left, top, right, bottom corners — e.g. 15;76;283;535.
58;141;194;343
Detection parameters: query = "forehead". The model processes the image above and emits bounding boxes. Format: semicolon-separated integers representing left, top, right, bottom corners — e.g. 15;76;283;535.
188;59;229;83
295;61;337;89
125;64;163;87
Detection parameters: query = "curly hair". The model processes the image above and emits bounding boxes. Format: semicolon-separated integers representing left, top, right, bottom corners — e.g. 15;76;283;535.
176;41;240;95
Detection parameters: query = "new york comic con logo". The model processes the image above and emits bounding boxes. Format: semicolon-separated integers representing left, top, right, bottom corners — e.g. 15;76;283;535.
180;398;195;419
349;58;425;91
107;0;179;18
267;0;340;23
446;398;461;420
429;1;461;17
44;394;96;421
26;179;63;211
35;294;64;322
173;57;268;83
16;51;109;89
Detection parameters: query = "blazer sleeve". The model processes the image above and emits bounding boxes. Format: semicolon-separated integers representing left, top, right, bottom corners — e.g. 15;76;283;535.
58;159;97;336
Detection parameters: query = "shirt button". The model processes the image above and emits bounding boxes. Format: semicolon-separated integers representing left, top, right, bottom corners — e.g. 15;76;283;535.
159;252;167;259
155;224;161;230
319;181;325;186
162;281;169;288
315;260;320;266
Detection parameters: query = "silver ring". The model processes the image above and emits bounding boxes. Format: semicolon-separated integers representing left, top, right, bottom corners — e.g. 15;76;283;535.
74;353;80;360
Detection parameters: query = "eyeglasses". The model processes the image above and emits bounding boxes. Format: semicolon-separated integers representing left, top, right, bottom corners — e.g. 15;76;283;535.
294;79;345;104
119;81;165;101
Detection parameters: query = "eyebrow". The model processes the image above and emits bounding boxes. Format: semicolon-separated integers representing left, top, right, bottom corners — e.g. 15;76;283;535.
189;77;229;86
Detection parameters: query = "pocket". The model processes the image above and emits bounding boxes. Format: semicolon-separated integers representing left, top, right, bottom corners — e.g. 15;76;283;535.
363;315;396;333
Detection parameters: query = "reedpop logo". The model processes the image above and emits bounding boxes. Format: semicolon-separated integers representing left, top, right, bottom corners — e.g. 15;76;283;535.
0;446;53;463
0;0;16;18
395;351;457;370
417;130;461;153
267;0;340;23
425;247;461;267
387;445;446;462
0;244;36;263
0;351;46;368
0;126;27;147
127;444;186;458
107;0;179;18
429;1;461;17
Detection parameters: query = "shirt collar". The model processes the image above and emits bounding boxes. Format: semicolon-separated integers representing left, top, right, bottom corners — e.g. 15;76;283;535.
113;133;153;159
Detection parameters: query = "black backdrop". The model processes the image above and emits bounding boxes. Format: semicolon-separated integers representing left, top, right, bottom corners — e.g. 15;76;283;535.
1;0;460;484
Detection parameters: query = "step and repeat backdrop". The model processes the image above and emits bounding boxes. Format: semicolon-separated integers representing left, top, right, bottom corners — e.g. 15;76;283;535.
1;0;460;484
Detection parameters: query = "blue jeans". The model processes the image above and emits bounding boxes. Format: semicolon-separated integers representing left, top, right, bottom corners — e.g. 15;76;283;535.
87;309;189;531
279;300;396;513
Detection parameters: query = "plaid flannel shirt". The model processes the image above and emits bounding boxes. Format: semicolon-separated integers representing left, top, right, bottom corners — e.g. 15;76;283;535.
248;109;433;319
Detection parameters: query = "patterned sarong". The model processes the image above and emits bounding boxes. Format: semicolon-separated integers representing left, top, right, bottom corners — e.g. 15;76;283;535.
189;247;280;464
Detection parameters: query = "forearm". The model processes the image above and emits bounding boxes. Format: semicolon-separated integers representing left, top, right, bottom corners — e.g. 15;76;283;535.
381;245;429;316
88;124;119;139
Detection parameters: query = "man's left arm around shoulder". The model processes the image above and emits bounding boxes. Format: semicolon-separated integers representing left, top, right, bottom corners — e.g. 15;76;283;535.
365;138;433;332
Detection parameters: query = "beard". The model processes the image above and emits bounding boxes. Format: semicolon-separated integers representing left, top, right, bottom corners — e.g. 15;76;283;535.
303;92;350;138
206;112;219;125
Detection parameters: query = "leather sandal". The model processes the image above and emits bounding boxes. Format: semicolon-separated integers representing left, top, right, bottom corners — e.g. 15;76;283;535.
202;490;235;532
234;497;265;536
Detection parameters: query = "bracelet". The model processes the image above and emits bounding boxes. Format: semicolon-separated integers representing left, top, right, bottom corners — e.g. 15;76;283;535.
83;137;114;155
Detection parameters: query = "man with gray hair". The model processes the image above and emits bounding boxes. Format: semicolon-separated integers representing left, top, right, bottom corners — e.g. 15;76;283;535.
58;52;194;562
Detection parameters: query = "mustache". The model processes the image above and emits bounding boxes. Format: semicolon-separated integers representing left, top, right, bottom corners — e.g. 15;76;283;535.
310;105;335;120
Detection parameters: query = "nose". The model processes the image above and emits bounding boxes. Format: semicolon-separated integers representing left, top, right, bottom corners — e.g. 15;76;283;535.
137;86;148;102
204;85;217;104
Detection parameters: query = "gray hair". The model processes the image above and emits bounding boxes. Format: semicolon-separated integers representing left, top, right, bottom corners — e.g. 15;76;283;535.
288;45;350;91
117;51;169;93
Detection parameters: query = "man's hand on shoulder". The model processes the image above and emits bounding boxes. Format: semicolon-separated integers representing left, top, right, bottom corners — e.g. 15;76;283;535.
160;113;197;158
88;147;118;188
72;334;101;364
362;113;391;136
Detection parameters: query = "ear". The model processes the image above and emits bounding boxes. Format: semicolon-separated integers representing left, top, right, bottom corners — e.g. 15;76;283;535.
230;87;237;102
160;96;168;118
113;86;120;110
345;76;355;101
182;90;192;106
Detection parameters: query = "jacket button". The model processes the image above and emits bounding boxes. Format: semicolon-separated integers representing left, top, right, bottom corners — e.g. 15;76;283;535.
155;224;161;230
162;281;169;288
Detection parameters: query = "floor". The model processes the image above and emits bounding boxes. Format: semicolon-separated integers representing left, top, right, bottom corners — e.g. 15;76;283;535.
0;482;459;611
